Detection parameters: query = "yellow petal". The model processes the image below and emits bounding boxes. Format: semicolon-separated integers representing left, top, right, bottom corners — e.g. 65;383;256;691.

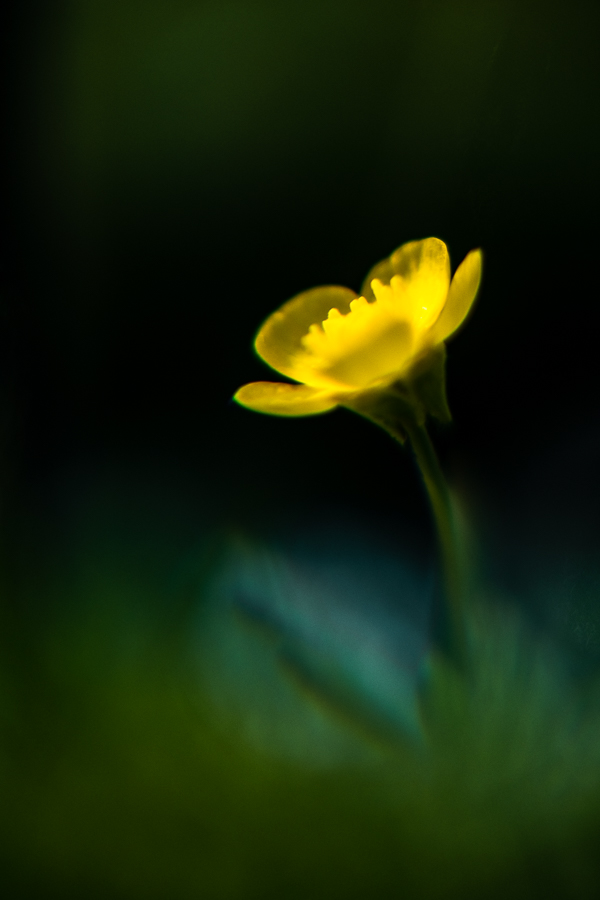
298;313;414;390
359;257;395;302
429;249;482;343
255;286;358;380
233;381;339;417
360;238;450;318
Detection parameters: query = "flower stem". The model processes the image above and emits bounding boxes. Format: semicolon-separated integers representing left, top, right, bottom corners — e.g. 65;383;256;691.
363;406;468;672
401;417;468;672
344;391;469;671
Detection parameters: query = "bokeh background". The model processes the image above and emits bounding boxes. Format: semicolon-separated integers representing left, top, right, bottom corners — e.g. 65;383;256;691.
4;1;600;897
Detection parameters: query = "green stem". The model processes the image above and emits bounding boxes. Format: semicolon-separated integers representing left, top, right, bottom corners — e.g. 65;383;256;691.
401;418;468;671
365;411;468;671
345;391;469;670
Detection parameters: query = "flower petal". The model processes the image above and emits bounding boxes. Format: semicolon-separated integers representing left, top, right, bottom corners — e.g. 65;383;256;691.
361;238;450;311
429;249;482;343
359;258;395;301
313;318;414;390
255;286;358;380
234;381;339;417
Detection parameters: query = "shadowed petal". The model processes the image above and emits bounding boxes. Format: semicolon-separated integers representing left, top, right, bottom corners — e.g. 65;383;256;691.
255;286;358;379
234;381;339;416
429;249;482;343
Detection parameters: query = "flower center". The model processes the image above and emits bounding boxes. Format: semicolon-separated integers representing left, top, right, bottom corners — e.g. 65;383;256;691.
293;277;426;390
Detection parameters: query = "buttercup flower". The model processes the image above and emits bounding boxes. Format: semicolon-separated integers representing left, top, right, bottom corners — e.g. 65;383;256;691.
234;237;482;420
234;237;482;673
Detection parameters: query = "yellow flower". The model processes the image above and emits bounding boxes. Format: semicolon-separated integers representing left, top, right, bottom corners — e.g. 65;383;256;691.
234;237;482;419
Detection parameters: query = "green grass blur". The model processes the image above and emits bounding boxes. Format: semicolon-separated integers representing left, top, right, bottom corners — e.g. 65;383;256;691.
1;469;600;898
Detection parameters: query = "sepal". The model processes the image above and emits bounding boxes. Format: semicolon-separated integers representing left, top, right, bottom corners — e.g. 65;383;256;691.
341;388;413;443
404;343;452;424
342;345;451;440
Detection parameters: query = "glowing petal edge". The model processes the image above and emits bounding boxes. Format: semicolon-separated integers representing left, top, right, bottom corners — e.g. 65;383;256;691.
234;381;339;417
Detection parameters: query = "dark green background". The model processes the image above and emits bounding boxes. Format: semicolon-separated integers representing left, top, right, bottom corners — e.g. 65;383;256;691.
6;0;600;523
4;2;600;897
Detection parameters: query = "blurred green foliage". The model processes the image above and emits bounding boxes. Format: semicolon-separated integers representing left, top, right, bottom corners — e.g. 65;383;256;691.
1;469;600;897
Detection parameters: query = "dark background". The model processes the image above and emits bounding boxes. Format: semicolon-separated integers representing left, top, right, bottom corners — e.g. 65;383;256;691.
5;0;600;535
3;2;600;896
